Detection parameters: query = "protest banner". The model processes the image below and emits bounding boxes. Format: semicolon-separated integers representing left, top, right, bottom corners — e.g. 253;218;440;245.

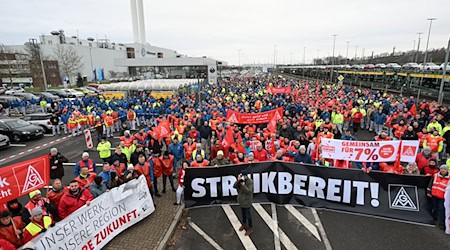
226;107;283;124
320;138;419;162
28;175;155;250
0;155;50;204
267;86;292;94
184;162;433;224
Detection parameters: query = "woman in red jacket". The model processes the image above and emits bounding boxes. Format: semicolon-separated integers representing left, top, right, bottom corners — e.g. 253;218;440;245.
174;161;189;205
352;108;364;134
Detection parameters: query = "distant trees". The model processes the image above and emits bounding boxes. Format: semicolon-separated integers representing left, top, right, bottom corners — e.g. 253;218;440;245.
53;45;83;86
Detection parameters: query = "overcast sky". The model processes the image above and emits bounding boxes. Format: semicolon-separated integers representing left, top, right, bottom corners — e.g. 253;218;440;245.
1;0;449;65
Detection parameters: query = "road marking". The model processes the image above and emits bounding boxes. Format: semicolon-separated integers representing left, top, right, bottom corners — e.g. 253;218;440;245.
285;205;321;241
44;134;53;137
10;144;26;147
270;203;281;250
312;209;332;250
221;205;257;250
189;221;224;250
253;204;298;250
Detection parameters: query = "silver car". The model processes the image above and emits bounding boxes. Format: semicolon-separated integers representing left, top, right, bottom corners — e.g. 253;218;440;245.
22;113;53;133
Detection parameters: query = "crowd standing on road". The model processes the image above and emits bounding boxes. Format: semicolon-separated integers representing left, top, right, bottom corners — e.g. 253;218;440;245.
1;75;450;249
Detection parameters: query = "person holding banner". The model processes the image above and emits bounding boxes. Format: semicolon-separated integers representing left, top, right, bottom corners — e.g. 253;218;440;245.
174;161;189;206
445;182;450;234
22;207;54;244
427;165;449;230
0;210;23;248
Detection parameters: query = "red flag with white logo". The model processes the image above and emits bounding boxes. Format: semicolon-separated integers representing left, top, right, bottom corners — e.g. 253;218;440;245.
0;155;50;204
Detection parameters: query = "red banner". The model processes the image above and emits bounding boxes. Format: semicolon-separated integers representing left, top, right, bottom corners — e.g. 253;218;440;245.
0;155;50;204
267;86;291;94
226;107;284;124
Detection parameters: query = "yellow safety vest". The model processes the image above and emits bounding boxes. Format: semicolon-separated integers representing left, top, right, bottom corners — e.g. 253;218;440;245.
25;216;52;236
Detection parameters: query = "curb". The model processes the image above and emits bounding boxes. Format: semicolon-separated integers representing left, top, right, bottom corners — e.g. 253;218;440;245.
156;204;185;250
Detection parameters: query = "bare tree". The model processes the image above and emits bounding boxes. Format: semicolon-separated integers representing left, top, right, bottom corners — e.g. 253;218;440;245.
53;44;83;85
24;41;46;84
0;44;26;87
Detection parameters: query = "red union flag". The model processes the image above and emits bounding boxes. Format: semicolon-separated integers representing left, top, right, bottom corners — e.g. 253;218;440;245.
226;107;284;124
267;86;292;94
0;155;50;204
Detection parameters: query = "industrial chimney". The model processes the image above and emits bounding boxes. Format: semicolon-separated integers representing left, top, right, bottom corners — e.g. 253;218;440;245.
130;0;147;44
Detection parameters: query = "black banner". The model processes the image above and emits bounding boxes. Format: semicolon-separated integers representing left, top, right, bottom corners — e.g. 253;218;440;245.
184;162;433;224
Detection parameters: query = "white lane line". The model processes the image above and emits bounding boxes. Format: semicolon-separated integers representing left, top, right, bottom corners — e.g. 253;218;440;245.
9;144;26;147
312;209;332;250
270;203;281;250
285;205;321;242
253;204;298;250
44;134;53;137
189;221;224;250
221;205;257;250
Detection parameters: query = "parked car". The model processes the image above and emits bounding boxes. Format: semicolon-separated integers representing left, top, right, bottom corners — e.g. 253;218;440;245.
46;89;71;98
12;93;39;101
5;87;25;95
386;63;402;70
0;119;44;142
420;62;440;71
74;87;97;96
364;64;375;70
439;63;449;71
374;63;387;69
402;63;421;70
86;86;103;94
0;134;10;148
38;92;61;101
65;89;84;98
22;113;53;132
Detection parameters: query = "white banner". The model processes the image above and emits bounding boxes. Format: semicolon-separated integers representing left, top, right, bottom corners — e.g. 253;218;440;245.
320;139;419;162
28;175;155;250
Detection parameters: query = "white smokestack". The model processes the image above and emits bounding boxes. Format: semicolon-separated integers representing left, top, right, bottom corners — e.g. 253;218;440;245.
137;0;147;44
130;0;139;43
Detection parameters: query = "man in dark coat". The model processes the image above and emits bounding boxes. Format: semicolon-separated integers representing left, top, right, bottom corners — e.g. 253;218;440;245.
49;148;68;181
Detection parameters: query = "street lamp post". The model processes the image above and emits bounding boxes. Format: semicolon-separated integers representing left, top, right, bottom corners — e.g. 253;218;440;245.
345;41;350;64
423;18;437;65
238;49;241;69
438;37;450;104
273;44;277;68
415;32;423;63
29;38;48;91
355;46;358;61
303;47;306;65
330;35;337;81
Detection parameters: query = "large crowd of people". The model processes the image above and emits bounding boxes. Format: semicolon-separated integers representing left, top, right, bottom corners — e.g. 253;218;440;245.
1;75;450;249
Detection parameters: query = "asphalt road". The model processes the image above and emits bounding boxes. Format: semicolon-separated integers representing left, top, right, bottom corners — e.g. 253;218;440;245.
170;205;450;250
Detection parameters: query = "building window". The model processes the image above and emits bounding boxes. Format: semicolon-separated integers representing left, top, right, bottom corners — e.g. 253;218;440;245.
157;52;163;58
126;47;135;59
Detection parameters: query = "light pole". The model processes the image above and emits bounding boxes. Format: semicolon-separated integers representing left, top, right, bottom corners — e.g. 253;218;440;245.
238;49;241;69
303;47;306;65
273;44;277;68
29;38;48;91
423;18;437;65
316;50;320;65
354;46;358;61
438;37;450;104
345;41;350;64
415;32;423;63
330;34;337;81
